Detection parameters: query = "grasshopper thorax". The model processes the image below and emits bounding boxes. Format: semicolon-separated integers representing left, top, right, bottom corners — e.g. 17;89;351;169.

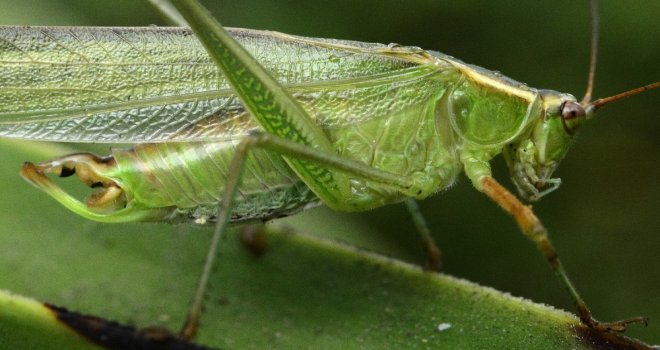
504;91;587;201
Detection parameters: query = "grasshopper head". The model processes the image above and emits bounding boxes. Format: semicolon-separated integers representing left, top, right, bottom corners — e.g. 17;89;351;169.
504;91;588;201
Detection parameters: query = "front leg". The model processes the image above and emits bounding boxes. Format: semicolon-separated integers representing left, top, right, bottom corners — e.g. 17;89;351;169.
479;176;646;332
463;149;646;332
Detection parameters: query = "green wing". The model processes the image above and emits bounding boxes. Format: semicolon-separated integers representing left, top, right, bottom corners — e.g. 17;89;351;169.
0;27;454;143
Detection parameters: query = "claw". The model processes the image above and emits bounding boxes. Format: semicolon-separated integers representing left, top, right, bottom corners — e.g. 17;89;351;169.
582;315;648;333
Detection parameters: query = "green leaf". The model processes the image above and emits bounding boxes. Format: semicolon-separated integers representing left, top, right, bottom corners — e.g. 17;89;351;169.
0;291;99;350
0;139;652;349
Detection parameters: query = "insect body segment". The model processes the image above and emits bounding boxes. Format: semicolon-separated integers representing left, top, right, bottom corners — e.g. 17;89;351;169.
502;91;585;201
13;33;581;222
21;142;317;224
438;57;581;201
20;156;160;223
113;142;317;223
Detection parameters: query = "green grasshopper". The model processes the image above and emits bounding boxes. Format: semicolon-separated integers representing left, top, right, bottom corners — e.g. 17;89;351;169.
0;0;657;341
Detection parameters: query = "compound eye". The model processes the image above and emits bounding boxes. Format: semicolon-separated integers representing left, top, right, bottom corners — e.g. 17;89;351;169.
560;101;586;134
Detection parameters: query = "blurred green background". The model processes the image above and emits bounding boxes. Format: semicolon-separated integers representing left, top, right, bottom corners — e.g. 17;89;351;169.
0;0;658;345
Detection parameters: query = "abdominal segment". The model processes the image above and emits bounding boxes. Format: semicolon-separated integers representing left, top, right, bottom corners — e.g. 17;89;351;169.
111;142;319;223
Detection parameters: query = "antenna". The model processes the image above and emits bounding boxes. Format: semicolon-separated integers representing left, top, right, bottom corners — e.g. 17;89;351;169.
580;0;658;114
587;82;660;113
580;0;599;106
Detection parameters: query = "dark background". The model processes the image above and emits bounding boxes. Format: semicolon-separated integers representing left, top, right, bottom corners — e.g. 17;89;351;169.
0;0;658;344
